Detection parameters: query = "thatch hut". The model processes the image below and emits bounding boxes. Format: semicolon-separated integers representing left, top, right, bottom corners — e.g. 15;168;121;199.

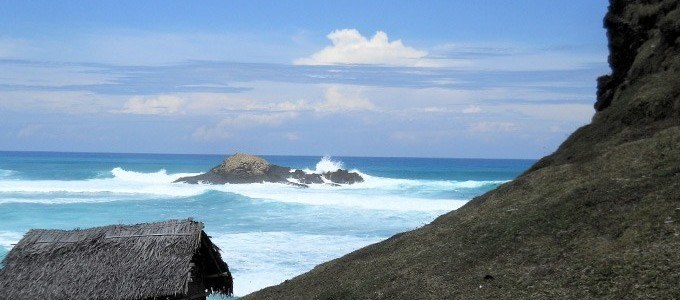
0;219;233;300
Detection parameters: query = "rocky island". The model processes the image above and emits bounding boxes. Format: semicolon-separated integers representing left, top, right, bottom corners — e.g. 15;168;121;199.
174;153;363;188
245;0;680;299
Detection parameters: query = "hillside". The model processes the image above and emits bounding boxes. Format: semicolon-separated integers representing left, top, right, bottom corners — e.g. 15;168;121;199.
245;0;680;298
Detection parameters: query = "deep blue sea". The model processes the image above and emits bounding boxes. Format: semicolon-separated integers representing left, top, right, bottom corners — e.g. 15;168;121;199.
0;151;533;296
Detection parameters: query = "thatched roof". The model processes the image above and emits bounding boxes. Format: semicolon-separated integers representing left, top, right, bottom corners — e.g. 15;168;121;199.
0;219;232;300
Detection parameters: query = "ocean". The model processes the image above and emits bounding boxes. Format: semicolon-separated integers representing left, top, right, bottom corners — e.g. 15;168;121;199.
0;151;533;296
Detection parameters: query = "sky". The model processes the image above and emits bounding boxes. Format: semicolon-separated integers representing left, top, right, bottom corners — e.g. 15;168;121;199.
0;0;610;158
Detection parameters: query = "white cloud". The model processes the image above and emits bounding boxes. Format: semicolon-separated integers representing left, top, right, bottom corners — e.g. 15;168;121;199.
431;42;607;71
471;52;606;72
294;29;603;70
360;86;591;109
0;62;117;87
0;37;34;58
0;90;120;114
549;125;562;133
120;95;185;115
502;103;593;122
192;112;298;140
266;100;309;112
228;112;297;127
2;31;309;65
390;131;419;142
469;122;518;133
314;85;375;113
417;107;448;113
285;132;300;141
295;29;438;67
192;125;233;140
117;93;313;116
178;93;309;114
16;124;44;138
462;105;481;114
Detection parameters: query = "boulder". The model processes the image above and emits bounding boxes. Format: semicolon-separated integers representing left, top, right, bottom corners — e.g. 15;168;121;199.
174;153;291;184
323;169;364;184
291;169;324;184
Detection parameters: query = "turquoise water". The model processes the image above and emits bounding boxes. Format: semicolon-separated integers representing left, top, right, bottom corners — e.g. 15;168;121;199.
0;151;533;296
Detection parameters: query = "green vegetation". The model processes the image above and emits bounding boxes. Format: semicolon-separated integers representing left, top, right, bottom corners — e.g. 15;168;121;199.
246;1;680;298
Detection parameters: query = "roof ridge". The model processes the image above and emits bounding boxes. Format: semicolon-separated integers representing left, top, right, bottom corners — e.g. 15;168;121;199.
26;218;201;234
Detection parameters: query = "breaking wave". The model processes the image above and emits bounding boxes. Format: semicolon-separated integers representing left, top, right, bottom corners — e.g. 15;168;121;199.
304;156;345;173
211;231;383;295
0;158;506;210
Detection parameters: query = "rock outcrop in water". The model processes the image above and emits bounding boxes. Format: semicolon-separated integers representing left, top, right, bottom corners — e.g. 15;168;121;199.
174;153;363;188
245;1;680;299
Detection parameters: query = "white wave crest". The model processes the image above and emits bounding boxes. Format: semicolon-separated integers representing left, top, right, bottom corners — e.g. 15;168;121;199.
218;172;505;211
0;168;204;201
0;231;23;250
110;167;183;183
356;173;508;190
0;167;505;210
306;156;344;173
222;181;469;211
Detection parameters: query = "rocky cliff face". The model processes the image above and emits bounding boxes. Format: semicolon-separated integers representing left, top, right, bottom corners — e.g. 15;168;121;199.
174;153;364;187
245;1;680;299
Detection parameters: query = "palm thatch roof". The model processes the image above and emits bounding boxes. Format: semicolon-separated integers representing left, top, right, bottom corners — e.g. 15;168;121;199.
0;219;232;300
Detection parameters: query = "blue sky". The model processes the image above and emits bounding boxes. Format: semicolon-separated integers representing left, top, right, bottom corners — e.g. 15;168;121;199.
0;0;610;158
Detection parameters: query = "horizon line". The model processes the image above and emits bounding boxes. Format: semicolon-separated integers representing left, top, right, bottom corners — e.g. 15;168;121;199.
0;149;539;161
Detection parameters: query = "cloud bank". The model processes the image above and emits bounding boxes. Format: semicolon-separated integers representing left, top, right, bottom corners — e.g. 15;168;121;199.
295;29;436;67
315;85;375;113
121;95;184;115
192;112;298;140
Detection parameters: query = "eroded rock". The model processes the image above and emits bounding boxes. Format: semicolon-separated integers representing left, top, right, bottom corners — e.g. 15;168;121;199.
174;153;363;187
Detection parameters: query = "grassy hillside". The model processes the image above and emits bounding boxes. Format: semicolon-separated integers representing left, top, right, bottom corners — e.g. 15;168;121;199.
245;0;680;298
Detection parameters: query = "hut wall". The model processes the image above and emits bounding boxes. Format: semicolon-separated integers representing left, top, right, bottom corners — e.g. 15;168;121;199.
186;262;207;300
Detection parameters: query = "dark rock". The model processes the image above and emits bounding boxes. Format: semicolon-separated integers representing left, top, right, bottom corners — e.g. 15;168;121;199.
595;74;615;111
323;169;364;184
175;153;363;187
291;169;325;184
174;153;291;184
284;181;309;188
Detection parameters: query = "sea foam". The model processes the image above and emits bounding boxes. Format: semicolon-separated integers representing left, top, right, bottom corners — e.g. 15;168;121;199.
0;168;204;200
0;168;497;211
0;231;22;251
0;157;505;210
211;231;383;296
305;155;345;173
221;182;470;212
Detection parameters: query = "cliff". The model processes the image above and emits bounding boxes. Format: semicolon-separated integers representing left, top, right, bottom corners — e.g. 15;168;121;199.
245;0;680;299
